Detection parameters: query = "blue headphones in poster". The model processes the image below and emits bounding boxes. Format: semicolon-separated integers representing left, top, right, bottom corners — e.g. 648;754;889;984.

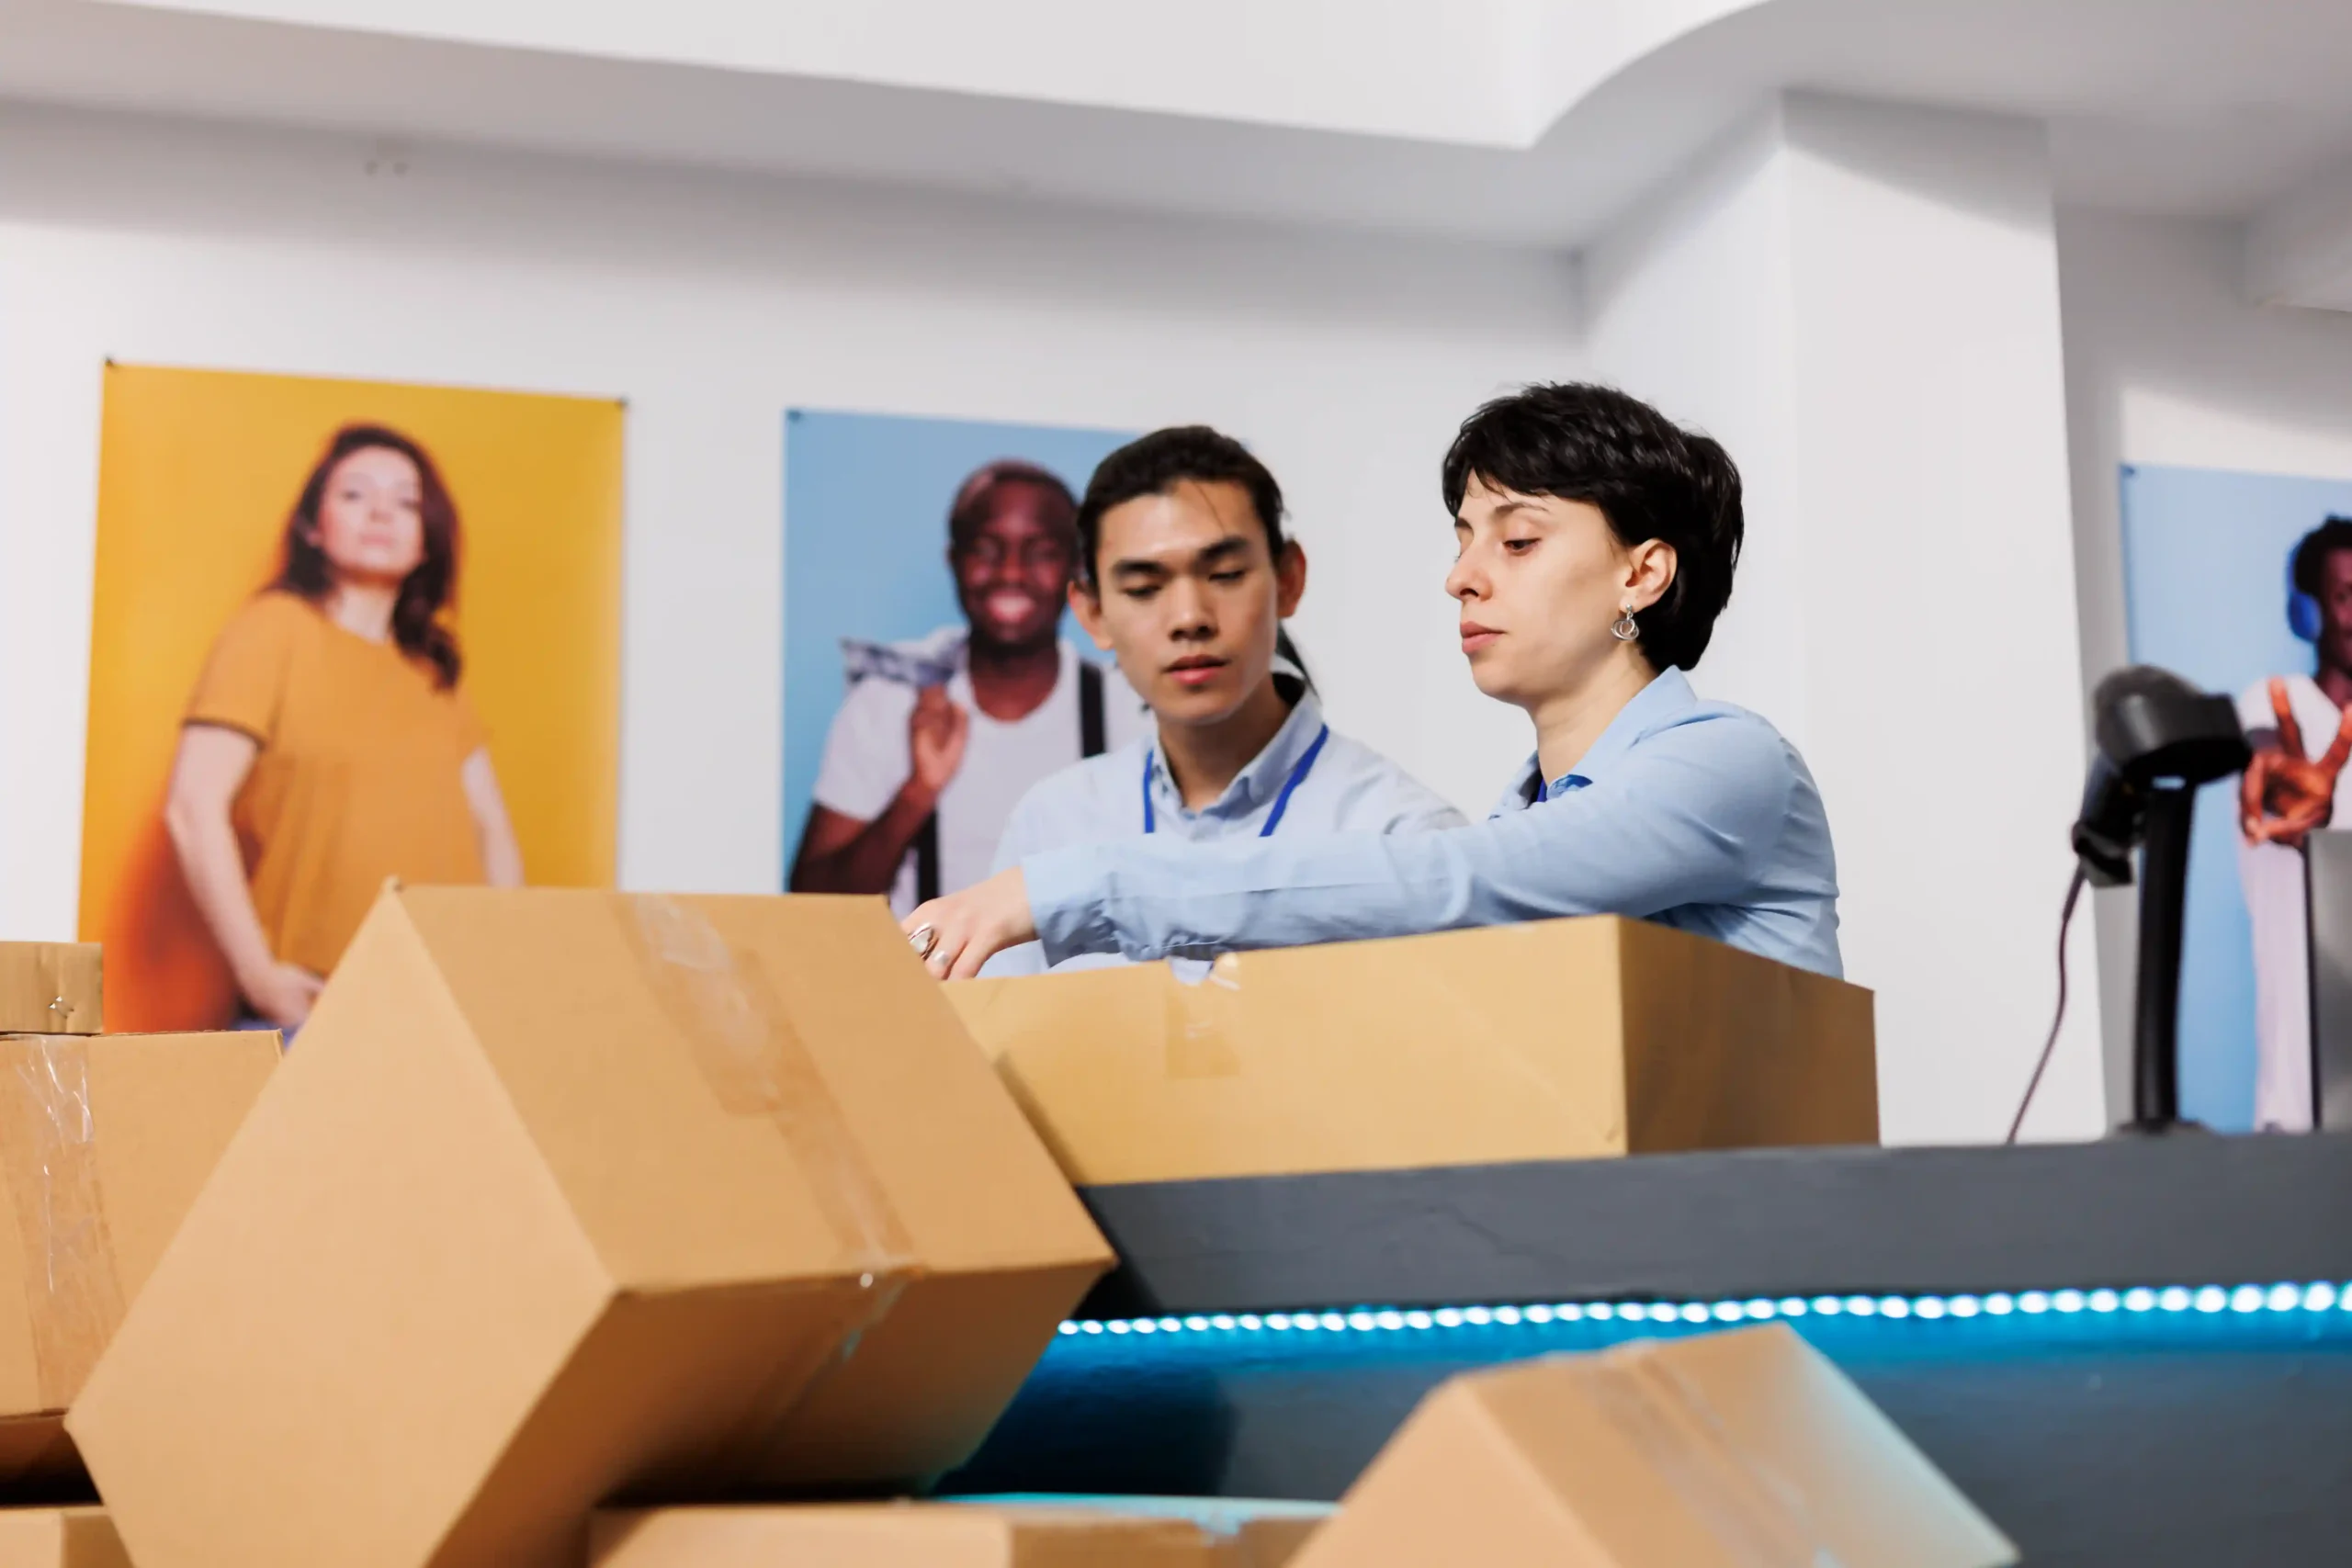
2291;552;2323;642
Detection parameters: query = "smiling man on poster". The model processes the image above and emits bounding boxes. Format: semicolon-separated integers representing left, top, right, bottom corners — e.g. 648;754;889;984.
789;459;1148;915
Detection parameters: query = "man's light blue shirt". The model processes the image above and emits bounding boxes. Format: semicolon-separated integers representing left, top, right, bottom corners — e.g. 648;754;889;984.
984;691;1465;976
1023;668;1843;977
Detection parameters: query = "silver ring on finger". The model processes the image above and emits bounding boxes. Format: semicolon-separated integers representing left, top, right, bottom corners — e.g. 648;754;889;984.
908;924;939;962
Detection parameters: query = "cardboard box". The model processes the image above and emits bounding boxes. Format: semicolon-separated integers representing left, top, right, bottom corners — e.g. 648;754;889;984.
591;1499;1328;1568
0;1032;277;1489
0;1509;128;1568
71;887;1114;1568
944;1497;1329;1567
0;949;100;1036
948;916;1876;1183
1291;1324;2015;1568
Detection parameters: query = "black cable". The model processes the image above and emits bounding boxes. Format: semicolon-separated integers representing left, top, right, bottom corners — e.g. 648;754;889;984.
2007;865;2089;1144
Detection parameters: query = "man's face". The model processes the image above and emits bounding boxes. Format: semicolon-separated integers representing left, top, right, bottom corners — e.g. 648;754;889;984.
2321;548;2352;674
951;482;1076;653
1071;479;1306;728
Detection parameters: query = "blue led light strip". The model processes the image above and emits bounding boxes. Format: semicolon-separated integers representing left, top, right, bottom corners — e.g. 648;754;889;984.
1056;1281;2351;1337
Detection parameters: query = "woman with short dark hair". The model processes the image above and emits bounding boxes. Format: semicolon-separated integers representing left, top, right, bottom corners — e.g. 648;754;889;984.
902;383;1841;979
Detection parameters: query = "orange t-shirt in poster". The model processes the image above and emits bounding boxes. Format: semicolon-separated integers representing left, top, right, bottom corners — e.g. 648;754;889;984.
186;592;490;977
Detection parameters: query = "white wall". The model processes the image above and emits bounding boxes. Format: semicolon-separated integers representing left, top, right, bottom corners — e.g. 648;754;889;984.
0;102;1572;940
1584;94;2106;1145
2057;207;2352;1117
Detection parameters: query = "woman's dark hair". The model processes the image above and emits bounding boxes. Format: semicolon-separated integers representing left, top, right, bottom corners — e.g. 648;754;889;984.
1441;383;1743;672
1074;425;1288;590
274;423;463;688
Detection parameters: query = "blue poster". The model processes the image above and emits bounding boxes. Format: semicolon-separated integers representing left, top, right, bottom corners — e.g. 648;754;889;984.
2119;462;2352;1129
782;409;1135;910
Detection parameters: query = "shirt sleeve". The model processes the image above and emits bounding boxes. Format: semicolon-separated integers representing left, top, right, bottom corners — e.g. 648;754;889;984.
810;679;916;821
2235;680;2281;740
1025;710;1798;965
185;597;300;743
976;941;1049;977
978;778;1063;978
1363;768;1469;834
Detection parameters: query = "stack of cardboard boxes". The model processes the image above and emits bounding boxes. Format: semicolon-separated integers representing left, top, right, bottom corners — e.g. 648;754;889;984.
0;895;2015;1568
0;942;276;1496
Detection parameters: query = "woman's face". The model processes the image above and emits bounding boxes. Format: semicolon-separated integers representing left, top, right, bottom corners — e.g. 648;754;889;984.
1445;474;1669;710
311;446;425;587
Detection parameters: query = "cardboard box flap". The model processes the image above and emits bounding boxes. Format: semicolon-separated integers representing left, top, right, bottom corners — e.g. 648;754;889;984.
371;888;1106;1291
591;1502;1299;1567
1556;1327;2015;1568
1295;1325;2014;1568
949;1496;1331;1566
0;1508;131;1568
0;950;102;1038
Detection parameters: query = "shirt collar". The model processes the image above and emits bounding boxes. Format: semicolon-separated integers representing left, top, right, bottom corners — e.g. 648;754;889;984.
1149;691;1324;820
1511;668;1698;802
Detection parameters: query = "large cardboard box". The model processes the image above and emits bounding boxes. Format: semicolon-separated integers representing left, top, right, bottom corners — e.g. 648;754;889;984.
1291;1324;2015;1568
948;916;1876;1182
0;949;101;1036
70;887;1114;1568
0;1032;276;1488
0;1509;127;1568
592;1499;1326;1568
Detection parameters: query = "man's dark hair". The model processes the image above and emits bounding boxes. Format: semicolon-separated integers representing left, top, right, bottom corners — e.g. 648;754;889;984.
2291;516;2352;604
947;459;1078;547
1074;426;1287;590
1441;383;1743;672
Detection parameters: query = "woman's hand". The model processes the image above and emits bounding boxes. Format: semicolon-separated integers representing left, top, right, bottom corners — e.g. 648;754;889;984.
902;867;1037;980
241;960;324;1030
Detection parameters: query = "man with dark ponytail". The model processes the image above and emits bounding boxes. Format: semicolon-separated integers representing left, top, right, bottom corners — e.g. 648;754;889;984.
980;425;1462;976
906;387;1842;982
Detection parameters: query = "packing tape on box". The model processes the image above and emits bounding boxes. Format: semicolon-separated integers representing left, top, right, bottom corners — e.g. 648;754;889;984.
1572;1343;1834;1568
0;1036;126;1410
626;897;921;1468
1162;959;1244;1078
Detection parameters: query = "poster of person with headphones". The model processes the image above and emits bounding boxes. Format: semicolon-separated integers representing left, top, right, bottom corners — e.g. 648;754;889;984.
2234;518;2352;1132
782;410;1150;916
2121;464;2352;1132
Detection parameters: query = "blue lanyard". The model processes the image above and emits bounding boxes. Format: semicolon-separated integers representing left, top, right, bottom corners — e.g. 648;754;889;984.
1144;725;1330;837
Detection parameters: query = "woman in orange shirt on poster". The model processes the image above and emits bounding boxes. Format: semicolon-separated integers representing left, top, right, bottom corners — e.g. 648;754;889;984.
165;424;526;1033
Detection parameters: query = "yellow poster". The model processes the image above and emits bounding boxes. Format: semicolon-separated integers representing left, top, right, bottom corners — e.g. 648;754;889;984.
81;365;624;1032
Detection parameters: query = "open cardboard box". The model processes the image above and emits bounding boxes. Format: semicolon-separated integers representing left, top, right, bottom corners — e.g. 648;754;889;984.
71;888;1113;1568
0;1032;276;1489
1292;1323;2015;1568
948;916;1876;1183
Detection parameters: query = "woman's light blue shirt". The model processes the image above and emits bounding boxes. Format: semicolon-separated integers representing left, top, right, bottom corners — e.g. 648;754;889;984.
1023;668;1843;977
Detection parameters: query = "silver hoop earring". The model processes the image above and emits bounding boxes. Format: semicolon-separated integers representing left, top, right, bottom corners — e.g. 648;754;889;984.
1611;606;1640;642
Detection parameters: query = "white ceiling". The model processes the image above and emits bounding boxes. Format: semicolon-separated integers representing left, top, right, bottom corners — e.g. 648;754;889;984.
5;0;2352;265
